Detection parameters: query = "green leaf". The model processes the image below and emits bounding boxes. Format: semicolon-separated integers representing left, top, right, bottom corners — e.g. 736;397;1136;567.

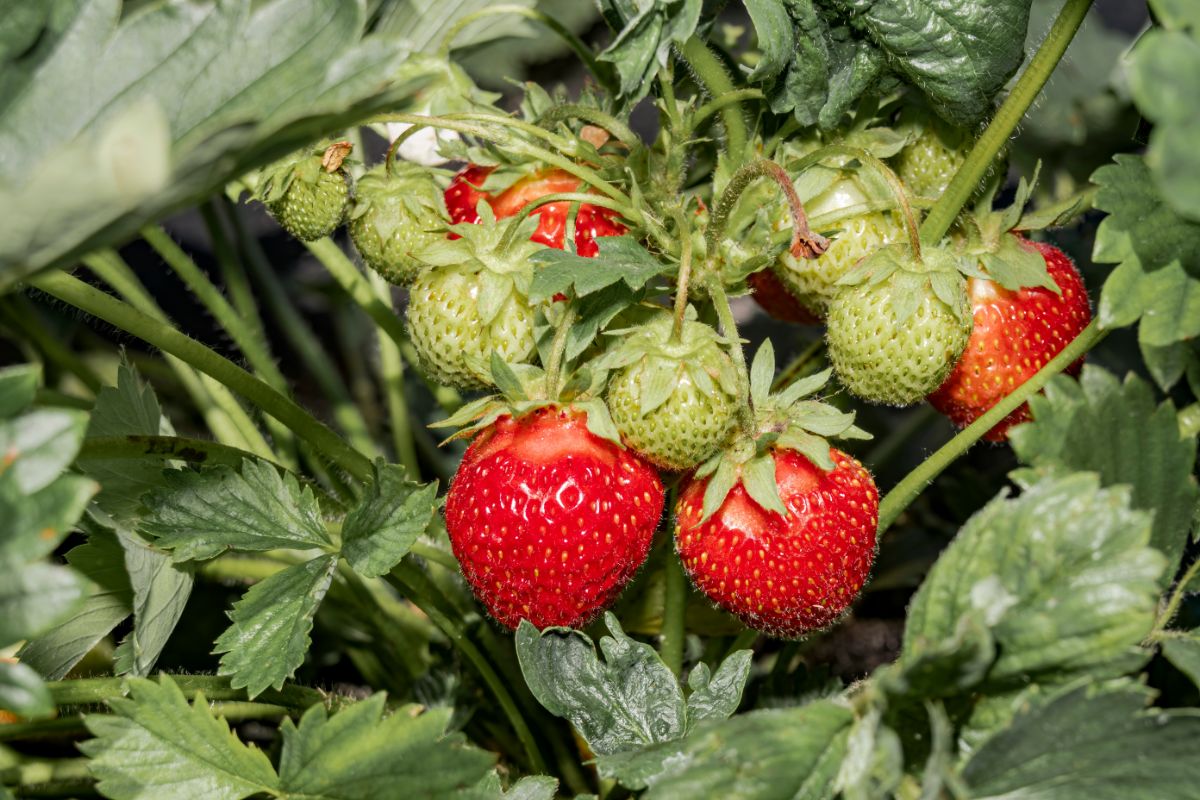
466;773;559;800
17;528;134;679
597;0;701;103
978;236;1056;292
831;0;1031;126
0;408;89;494
529;237;664;302
0;0;433;288
112;525;194;678
0;363;39;419
1162;635;1200;690
81;675;280;800
515;613;686;756
140;459;331;563
685;650;752;728
740;455;787;516
744;0;792;81
903;473;1164;690
639;363;679;417
1127;27;1200;221
1009;367;1200;575
0;473;95;566
963;682;1200;799
77;362;174;521
700;457;738;522
0;660;53;718
882;615;996;700
596;699;853;798
277;697;494;799
213;554;337;699
342;463;439;579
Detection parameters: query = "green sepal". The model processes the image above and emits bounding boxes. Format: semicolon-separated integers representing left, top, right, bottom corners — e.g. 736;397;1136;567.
701;458;740;523
575;399;622;447
741;454;787;516
749;340;776;408
979;236;1060;294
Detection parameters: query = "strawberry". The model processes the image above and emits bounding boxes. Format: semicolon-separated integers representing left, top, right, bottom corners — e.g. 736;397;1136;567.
825;244;973;405
601;314;740;471
445;165;494;226
893;123;971;200
348;164;446;285
675;446;878;637
444;405;665;629
406;209;543;389
747;269;820;325
928;238;1091;440
258;142;352;242
444;165;625;256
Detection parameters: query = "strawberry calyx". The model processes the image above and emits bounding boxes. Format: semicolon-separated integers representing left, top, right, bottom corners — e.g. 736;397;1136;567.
691;340;870;521
835;241;979;328
255;140;353;204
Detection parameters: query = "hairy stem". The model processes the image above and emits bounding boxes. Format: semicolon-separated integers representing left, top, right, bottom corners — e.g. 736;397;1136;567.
706;159;827;263
670;207;695;341
705;274;756;435
919;0;1096;244
876;319;1105;532
1152;556;1200;638
28;271;373;485
535;104;640;148
660;491;688;676
47;675;328;710
369;272;420;475
679;37;748;164
545;306;578;397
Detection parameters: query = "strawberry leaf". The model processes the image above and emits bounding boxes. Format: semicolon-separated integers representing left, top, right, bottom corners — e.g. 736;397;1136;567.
111;522;194;679
0;363;39;419
0;660;54;719
685;649;753;729
139;459;332;563
276;696;494;799
0;407;89;494
1162;635;1200;691
515;613;687;756
529;237;665;302
903;473;1164;690
213;555;337;698
597;0;701;103
81;675;281;800
342;463;439;579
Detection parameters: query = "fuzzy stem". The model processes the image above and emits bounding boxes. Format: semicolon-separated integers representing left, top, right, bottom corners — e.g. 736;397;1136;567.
918;0;1096;244
670;207;694;341
437;4;611;91
660;491;688;677
704;274;756;435
46;675;328;710
692;89;765;129
876;319;1105;533
386;563;549;774
545;306;578;398
369;272;421;476
0;296;103;394
1152;556;1200;639
707;159;828;264
534;104;640;148
679;37;748;164
28;271;373;485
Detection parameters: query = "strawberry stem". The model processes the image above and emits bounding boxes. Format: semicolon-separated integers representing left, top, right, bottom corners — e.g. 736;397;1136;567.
534;104;640;149
670;206;695;341
545;305;578;398
437;4;614;93
679;36;749;165
661;516;688;676
918;0;1096;245
704;273;757;435
691;89;765;130
876;318;1105;534
706;159;827;264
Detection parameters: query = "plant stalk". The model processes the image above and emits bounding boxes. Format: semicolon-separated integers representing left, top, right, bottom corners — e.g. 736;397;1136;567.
679;37;748;164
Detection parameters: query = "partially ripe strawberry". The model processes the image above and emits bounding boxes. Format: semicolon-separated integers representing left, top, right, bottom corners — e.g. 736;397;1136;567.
445;165;494;225
406;210;543;389
445;406;665;629
675;447;878;637
747;269;820;325
929;238;1091;441
348;164;446;285
602;315;739;471
259;143;352;242
825;245;973;405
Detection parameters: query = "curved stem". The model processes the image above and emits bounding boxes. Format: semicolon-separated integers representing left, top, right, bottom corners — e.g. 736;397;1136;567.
386;563;549;774
28;271;373;485
919;0;1095;244
876;319;1105;533
679;37;748;164
670;207;694;340
707;159;827;263
693;89;765;129
1153;556;1200;638
437;4;612;92
535;104;640;148
47;675;327;710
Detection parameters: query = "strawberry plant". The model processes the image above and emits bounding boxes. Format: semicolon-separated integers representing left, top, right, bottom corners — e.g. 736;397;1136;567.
1;1;1199;798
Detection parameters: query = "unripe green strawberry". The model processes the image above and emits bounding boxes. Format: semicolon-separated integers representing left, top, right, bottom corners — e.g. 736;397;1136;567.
893;125;970;200
348;164;446;285
601;314;739;471
259;142;351;242
405;210;544;390
826;244;973;405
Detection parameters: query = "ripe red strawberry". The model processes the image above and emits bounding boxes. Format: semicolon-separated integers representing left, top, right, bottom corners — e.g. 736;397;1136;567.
444;406;665;629
747;269;820;325
444;166;625;256
928;238;1091;441
445;165;494;226
675;447;878;637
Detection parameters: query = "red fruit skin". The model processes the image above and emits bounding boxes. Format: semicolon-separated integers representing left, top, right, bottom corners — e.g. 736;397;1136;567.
748;269;821;325
445;407;665;630
445;165;495;227
675;448;878;638
447;166;625;256
928;238;1092;442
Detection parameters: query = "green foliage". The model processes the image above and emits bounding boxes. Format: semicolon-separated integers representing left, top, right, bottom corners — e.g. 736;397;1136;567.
597;0;701;102
342;463;439;578
1010;367;1200;573
1162;635;1200;690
